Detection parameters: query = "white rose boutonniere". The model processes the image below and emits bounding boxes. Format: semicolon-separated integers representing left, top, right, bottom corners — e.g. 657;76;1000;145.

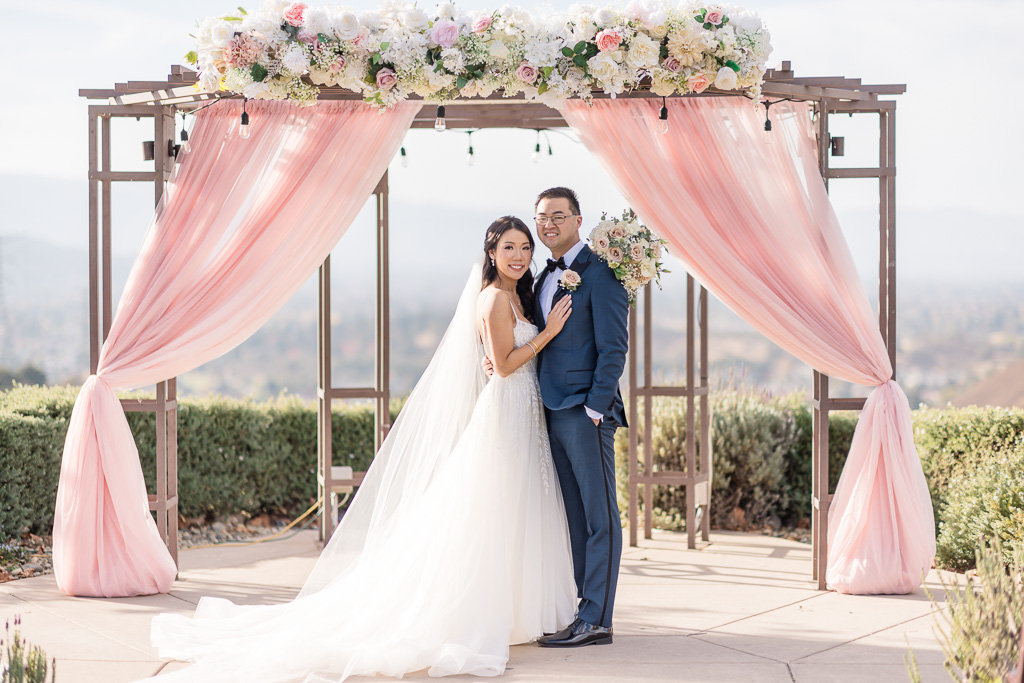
559;269;581;292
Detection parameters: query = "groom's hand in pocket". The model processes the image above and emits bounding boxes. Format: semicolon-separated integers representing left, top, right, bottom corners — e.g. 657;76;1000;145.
482;355;494;377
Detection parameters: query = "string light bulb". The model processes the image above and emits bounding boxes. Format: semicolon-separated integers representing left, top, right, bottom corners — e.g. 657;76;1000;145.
658;97;669;135
532;130;541;163
400;146;408;167
466;131;475;166
179;114;191;153
763;101;773;144
434;105;446;132
239;99;250;139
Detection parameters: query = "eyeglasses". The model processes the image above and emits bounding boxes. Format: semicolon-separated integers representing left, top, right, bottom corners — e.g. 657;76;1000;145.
534;214;578;227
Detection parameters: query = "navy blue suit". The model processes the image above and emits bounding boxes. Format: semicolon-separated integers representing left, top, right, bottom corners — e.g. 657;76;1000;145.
535;244;629;627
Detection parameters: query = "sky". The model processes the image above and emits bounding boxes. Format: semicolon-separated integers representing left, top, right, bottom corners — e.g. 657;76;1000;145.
2;0;1023;296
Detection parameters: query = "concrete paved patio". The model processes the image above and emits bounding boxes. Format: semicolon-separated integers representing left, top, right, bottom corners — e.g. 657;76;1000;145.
0;530;953;682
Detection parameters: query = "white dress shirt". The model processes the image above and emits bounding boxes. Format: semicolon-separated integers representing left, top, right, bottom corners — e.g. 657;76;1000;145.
539;240;603;422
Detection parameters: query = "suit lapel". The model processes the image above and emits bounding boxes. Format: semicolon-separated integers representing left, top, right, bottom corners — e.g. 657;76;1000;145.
552;245;594;305
534;268;550;328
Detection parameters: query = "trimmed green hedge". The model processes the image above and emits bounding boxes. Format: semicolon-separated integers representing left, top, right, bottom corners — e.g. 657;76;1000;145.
614;389;856;530
4;384;1023;574
0;384;394;538
915;406;1024;571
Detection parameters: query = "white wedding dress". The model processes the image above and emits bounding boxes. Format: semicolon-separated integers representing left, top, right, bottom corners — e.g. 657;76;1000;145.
146;261;576;682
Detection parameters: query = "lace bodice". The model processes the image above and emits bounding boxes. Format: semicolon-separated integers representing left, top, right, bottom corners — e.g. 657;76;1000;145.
509;306;539;378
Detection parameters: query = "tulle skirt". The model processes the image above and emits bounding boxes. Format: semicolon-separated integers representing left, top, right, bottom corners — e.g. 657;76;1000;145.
146;369;576;682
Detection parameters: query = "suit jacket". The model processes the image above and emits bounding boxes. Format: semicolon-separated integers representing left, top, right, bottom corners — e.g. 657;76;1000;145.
535;244;629;427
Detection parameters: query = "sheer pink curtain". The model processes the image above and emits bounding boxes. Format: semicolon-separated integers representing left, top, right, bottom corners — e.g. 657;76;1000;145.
560;97;934;594
54;99;421;597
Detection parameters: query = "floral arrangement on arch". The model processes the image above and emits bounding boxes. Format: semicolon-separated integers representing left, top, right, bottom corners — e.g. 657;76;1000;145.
589;212;669;305
189;0;772;109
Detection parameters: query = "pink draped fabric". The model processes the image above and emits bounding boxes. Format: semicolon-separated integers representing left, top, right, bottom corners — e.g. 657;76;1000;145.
55;100;421;597
560;97;935;594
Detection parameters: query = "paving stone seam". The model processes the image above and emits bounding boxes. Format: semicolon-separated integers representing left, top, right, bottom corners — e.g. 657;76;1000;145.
5;591;157;660
787;608;949;664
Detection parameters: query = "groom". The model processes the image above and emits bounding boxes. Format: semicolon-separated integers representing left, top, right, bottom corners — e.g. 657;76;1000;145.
531;187;629;648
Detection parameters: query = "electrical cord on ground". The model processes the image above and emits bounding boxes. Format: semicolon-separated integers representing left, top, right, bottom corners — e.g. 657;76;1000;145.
183;496;324;550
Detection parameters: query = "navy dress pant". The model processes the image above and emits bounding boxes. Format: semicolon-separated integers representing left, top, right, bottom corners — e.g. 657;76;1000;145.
545;404;621;628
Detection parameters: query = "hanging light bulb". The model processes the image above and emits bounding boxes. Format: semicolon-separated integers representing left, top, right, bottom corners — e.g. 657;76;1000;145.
466;132;475;166
400;146;408;168
180;127;191;154
658;97;669;135
239;99;250;139
434;105;446;132
532;130;541;163
763;101;773;144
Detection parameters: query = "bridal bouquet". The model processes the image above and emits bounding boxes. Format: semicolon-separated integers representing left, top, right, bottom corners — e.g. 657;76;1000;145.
187;1;772;108
589;212;669;305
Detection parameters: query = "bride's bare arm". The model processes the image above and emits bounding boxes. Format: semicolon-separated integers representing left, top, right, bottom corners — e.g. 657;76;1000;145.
480;289;571;378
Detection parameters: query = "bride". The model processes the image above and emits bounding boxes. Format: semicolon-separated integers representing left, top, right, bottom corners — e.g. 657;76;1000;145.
144;216;577;682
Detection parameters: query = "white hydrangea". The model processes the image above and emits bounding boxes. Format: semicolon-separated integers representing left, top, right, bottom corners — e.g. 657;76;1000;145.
224;68;255;92
440;47;465;73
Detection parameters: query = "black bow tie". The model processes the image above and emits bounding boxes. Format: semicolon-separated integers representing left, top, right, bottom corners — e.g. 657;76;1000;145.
545;257;567;274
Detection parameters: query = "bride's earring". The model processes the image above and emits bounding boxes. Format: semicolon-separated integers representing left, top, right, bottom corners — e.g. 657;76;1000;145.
490;258;495;266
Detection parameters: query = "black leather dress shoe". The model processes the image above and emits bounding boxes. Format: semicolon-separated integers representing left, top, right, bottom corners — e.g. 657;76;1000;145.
537;618;612;647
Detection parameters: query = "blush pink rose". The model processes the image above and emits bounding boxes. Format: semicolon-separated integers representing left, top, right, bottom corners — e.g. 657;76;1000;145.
595;29;622;53
515;62;538;84
652;242;663;259
687;72;710;93
283;2;306;27
330;55;347;72
560;270;581;288
609;224;627;239
353;27;370;47
593;234;611;252
432;20;459;48
662;56;682;73
472;15;493;33
705;9;724;25
607;246;624;263
375;67;397;89
630;243;646;261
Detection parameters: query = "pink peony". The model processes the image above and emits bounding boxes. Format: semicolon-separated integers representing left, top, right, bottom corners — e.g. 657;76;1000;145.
705;8;724;25
687;72;710;93
662;56;682;73
472;15;493;33
375;67;397;89
432;20;459;49
595;29;622;53
283;2;306;27
226;33;260;68
330;55;347;72
515;62;538;84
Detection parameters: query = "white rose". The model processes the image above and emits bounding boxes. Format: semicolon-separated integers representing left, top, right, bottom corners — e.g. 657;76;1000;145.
210;20;236;49
640;260;655;279
649;73;677;97
199;70;222;93
243;80;272;99
588;52;621;83
625;33;659;69
488;39;510;60
333;11;360;41
608;48;624;64
714;66;738;89
401;8;430;32
478;79;498;97
594;8;616;27
460;78;482;98
731;11;763;33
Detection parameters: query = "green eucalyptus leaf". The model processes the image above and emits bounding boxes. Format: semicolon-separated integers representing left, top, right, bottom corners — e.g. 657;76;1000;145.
561;46;575;57
574;41;586;53
573;54;587;68
238;6;247;15
541;66;553;77
703;22;713;30
185;50;199;65
538;82;549;95
221;15;243;21
371;53;381;65
380;41;390;50
457;76;468;89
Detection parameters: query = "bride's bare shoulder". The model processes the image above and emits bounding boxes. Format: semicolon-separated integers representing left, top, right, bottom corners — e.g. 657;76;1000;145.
478;286;512;322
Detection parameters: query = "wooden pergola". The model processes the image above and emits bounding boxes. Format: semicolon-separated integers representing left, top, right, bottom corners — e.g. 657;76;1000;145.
79;61;904;589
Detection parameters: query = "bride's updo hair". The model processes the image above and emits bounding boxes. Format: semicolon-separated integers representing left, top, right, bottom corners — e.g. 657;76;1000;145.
482;216;537;324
